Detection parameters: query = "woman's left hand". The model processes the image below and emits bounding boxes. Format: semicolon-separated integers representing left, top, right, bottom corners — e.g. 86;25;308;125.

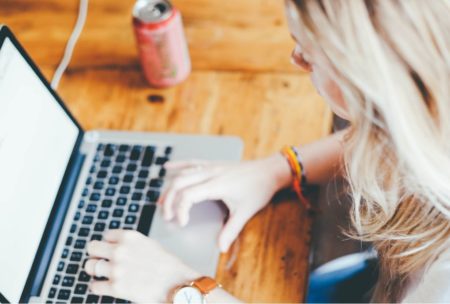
84;229;199;303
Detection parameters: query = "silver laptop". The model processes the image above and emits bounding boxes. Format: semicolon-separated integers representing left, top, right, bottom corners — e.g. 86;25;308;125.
0;25;243;304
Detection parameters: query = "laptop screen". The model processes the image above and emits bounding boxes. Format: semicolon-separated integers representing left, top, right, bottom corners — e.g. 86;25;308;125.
0;37;80;303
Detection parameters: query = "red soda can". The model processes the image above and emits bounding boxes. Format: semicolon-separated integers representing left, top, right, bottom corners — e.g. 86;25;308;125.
132;0;191;88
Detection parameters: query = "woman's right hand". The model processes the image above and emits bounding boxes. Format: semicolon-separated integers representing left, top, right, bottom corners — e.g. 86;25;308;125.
158;154;292;253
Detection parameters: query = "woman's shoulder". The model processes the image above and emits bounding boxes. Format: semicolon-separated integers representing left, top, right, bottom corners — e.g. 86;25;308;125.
402;246;450;303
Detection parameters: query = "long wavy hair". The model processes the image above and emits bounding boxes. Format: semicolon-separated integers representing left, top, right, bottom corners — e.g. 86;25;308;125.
290;0;450;301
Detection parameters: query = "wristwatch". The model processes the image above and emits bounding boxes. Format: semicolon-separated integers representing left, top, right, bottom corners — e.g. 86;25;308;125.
171;276;221;304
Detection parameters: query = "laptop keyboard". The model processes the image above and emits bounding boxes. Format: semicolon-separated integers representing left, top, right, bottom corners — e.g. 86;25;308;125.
46;143;172;303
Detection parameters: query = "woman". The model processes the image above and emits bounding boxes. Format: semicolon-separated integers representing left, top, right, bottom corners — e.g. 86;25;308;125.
84;0;450;302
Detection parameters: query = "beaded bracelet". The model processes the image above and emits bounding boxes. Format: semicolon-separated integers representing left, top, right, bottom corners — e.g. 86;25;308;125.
280;146;310;209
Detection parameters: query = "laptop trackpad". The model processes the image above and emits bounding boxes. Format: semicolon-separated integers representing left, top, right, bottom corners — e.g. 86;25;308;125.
148;201;227;277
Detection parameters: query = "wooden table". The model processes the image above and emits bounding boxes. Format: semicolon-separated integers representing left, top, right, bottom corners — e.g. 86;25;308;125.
2;0;332;301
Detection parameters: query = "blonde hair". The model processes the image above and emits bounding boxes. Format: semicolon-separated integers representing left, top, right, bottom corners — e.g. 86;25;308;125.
291;0;450;301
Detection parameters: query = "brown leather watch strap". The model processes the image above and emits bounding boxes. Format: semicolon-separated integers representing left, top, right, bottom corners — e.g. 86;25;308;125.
192;276;220;294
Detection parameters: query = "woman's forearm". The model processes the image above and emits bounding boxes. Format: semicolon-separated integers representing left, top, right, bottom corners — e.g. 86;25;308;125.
270;129;347;190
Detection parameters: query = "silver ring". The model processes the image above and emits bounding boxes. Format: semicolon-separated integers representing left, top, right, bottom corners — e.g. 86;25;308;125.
94;260;104;277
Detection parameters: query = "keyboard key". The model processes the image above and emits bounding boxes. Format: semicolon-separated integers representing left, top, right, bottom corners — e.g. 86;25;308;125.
119;144;130;152
53;274;61;285
61;248;69;259
93;154;100;163
149;179;163;188
70;224;77;233
104;144;115;157
89;193;101;202
74;211;81;221
66;264;79;274
97;143;104;151
74;239;86;249
89;166;96;174
57;289;71;300
127;163;137;172
129;204;139;212
130;147;141;161
113;209;124;218
159;168;167;178
135;181;146;190
71;296;84;303
62;276;75;287
70;251;83;262
102;199;113;208
74;283;88;295
125;215;137;225
116;197;127;206
86;176;93;185
116;298;131;303
123;226;134;230
165;146;172;155
155;156;169;165
79;271;91;282
123;174;134;183
109;176;119;185
101;296;115;303
78;200;85;209
91;234;102;241
100;160;111;168
105;188;116;196
120;185;131;194
82;188;89;197
86;294;99;303
86;204;97;213
97;170;108;178
138;169;149;178
94;222;106;232
146;190;160;202
132;192;143;201
109;220;120;229
57;261;65;271
142;146;155;166
116;154;126;163
82;215;94;225
94;181;105;190
137;204;156;235
78;228;90;237
98;211;109;219
112;165;123;174
48;287;56;299
66;236;73;246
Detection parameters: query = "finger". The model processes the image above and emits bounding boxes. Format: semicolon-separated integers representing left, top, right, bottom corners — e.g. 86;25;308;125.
218;213;249;253
164;160;209;170
90;280;114;297
87;241;115;259
160;171;218;221
85;259;112;278
103;229;127;243
174;182;218;227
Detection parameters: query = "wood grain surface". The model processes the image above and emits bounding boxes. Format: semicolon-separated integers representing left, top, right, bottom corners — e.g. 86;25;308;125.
1;0;332;302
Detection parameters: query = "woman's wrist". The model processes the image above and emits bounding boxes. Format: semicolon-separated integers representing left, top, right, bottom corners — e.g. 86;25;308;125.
266;153;294;191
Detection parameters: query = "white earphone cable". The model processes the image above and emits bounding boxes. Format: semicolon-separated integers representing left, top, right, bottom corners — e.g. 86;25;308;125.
51;0;88;90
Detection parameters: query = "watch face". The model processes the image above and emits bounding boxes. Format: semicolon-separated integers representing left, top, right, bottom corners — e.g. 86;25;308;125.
173;286;204;304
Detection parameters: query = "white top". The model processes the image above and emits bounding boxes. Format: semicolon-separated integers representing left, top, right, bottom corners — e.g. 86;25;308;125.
402;247;450;302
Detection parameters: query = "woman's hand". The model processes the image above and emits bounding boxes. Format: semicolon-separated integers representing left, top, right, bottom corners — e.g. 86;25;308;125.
84;230;199;303
159;153;292;252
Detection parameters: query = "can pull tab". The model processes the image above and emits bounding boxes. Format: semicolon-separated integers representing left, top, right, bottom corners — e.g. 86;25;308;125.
152;3;167;17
